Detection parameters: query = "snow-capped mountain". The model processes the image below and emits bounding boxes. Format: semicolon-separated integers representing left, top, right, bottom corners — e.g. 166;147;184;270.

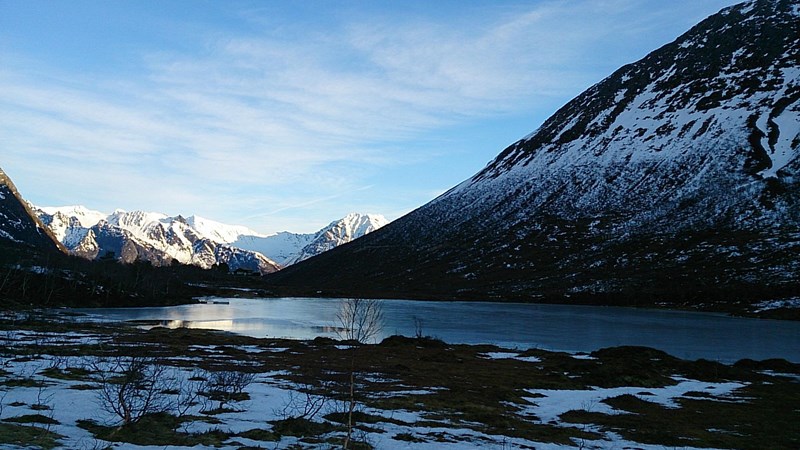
231;232;314;267
267;0;800;306
214;212;388;266
35;207;388;273
0;168;65;253
35;208;280;274
259;213;389;266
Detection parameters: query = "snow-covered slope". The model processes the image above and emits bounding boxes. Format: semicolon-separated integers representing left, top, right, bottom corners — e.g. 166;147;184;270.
267;0;800;306
231;232;314;267
35;207;388;273
185;215;262;245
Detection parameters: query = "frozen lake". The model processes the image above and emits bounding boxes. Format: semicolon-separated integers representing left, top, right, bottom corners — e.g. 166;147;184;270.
74;297;800;363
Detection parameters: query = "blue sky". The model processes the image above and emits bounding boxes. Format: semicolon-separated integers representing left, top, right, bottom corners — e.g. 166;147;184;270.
1;0;739;233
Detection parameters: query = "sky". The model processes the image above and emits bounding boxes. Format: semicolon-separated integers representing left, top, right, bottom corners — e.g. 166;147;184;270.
0;0;740;234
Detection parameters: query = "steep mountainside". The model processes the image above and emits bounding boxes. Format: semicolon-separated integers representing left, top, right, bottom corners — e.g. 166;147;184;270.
0;168;65;253
266;0;800;309
36;207;388;273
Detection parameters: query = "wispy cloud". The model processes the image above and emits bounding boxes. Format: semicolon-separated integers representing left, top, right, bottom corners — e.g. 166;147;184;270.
0;0;737;232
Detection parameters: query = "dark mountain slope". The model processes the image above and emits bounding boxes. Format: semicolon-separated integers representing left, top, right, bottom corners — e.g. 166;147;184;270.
266;0;800;310
0;167;65;254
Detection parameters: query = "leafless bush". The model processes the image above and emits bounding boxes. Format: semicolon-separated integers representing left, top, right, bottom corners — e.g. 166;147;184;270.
201;369;256;411
327;398;375;450
336;298;385;344
277;383;329;421
173;369;209;418
91;356;173;425
33;382;56;431
0;388;8;420
47;354;70;371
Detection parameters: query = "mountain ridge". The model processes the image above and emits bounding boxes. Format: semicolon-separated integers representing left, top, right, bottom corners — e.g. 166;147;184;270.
35;206;388;273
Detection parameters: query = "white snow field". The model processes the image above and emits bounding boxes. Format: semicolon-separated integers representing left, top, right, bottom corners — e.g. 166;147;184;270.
0;323;766;450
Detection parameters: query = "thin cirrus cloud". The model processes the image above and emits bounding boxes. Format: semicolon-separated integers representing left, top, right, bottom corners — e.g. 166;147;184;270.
0;0;738;232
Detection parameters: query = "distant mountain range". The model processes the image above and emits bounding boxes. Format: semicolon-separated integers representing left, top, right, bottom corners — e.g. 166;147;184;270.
34;206;388;274
266;0;800;308
2;168;228;307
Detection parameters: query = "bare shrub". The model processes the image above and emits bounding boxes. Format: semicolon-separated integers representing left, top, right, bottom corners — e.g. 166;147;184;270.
91;356;173;425
173;369;209;418
336;298;384;344
412;315;425;338
277;383;328;421
201;370;256;411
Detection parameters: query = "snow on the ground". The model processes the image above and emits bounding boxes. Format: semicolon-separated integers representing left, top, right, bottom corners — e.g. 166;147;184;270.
1;356;121;449
0;329;749;450
1;329;111;348
752;297;800;312
479;351;542;363
569;353;597;360
523;378;746;424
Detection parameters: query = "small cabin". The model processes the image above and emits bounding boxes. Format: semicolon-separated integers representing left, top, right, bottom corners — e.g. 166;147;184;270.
233;268;257;276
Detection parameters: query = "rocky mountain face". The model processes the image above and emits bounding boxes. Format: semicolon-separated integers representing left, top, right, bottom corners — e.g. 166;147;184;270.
266;0;800;308
35;207;388;274
0;168;65;253
37;208;280;274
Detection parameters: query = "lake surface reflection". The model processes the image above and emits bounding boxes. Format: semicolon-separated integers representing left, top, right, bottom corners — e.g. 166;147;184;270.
74;297;800;363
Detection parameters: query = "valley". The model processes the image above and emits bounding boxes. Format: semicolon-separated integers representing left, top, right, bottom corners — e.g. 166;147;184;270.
0;1;798;448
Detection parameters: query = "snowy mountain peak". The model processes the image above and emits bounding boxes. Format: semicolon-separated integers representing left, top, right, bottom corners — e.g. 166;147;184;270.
332;213;390;238
459;0;800;229
281;212;389;265
33;207;278;274
231;212;390;266
39;205;107;228
107;209;169;228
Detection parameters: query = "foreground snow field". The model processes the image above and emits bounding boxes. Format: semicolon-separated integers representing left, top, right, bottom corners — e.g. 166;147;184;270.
0;312;797;450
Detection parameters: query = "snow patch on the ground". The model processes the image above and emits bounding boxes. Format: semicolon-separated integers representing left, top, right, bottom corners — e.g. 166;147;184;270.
569;353;598;360
523;378;746;424
479;351;542;363
752;297;800;312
